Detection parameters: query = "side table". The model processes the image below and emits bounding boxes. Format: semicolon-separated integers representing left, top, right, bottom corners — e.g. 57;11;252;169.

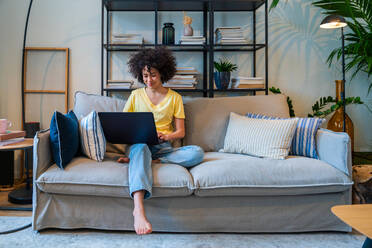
332;204;372;248
0;138;34;204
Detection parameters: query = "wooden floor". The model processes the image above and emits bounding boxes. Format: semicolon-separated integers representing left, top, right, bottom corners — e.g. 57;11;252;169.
0;190;32;217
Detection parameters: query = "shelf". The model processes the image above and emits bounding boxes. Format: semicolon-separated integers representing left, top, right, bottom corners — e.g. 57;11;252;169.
103;88;205;93
213;44;265;52
104;0;265;12
213;88;266;92
104;44;208;52
104;44;265;52
101;0;269;97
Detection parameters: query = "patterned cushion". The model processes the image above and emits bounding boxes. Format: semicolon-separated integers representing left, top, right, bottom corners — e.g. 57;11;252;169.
79;111;106;162
246;113;324;159
222;112;298;159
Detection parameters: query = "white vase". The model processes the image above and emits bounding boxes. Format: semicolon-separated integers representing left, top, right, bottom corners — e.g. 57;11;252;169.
183;24;193;36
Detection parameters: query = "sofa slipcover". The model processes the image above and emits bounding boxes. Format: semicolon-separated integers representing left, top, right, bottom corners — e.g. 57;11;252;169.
191;152;353;197
36;156;194;198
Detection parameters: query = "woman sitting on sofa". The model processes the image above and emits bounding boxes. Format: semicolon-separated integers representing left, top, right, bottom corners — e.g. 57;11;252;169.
117;47;204;235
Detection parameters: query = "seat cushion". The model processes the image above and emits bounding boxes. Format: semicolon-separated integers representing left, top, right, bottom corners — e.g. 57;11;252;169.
190;152;353;197
36;156;194;198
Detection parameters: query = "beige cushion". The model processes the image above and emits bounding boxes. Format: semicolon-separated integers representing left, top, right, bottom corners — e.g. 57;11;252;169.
73;91;126;120
190;152;353;197
36;156;194;198
222;113;298;159
183;95;290;152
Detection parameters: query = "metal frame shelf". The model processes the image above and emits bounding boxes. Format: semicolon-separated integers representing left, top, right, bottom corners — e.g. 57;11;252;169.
101;0;269;97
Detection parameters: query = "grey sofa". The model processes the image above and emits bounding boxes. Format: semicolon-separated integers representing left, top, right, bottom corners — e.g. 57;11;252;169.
32;91;353;232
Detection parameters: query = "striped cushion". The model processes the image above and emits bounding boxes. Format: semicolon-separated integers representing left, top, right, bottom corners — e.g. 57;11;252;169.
223;112;298;159
246;113;324;159
79;111;106;162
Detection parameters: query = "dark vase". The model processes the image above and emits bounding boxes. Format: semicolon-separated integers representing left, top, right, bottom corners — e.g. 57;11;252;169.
162;23;175;45
327;80;354;152
214;72;231;90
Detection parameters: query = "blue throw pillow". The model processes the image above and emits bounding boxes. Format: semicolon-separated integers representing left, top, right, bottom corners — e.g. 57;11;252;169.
50;110;80;169
246;113;324;159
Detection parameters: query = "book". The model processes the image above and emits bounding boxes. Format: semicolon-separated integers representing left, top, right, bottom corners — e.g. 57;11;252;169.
167;79;196;84
106;84;132;89
0;130;26;141
179;41;205;45
172;75;195;79
163;83;196;88
111;34;144;44
112;33;142;38
217;39;249;44
0;137;25;147
181;35;204;39
176;67;199;74
234;77;264;84
235;84;264;89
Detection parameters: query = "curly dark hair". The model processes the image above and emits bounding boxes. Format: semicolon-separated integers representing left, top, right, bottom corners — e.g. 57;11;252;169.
127;46;177;83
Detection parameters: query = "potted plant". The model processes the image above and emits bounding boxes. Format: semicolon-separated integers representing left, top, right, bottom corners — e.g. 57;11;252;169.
214;58;237;90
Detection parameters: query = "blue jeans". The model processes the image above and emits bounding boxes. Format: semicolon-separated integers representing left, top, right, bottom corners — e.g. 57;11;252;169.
127;142;204;199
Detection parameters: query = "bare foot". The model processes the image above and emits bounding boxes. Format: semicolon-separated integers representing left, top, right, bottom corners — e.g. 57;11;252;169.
133;208;152;235
117;156;130;163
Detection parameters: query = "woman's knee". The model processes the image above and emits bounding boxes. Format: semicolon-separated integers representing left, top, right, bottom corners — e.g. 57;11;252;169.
183;145;204;167
130;143;151;155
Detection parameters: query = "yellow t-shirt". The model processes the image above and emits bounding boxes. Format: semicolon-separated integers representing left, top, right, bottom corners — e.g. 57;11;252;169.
123;88;185;135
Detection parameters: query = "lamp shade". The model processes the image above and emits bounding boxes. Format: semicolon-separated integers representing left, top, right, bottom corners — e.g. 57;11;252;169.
320;15;347;29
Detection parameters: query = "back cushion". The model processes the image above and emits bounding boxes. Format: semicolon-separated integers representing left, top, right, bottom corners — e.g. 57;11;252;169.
73;91;126;120
183;95;289;152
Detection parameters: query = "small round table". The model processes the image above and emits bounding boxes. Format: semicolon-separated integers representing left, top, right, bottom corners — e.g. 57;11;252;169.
0;138;34;204
332;204;372;248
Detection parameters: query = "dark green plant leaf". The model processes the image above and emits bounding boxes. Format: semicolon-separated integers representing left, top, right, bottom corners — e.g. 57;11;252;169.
214;59;237;72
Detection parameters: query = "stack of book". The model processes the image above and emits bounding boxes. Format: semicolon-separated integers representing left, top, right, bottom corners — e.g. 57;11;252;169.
215;26;248;44
179;36;206;45
231;77;264;89
106;80;134;89
111;34;144;44
163;67;198;89
0;131;26;146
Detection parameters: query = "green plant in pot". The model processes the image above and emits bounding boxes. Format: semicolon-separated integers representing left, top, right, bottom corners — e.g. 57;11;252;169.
214;58;237;90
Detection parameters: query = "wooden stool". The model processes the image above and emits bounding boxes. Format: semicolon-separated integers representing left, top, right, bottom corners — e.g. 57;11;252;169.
352;165;372;204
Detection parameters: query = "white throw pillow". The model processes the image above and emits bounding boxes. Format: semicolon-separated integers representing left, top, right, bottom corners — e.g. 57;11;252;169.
222;112;298;159
79;111;106;162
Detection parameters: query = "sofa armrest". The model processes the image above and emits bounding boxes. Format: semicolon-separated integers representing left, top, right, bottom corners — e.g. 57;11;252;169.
316;128;352;176
33;129;53;180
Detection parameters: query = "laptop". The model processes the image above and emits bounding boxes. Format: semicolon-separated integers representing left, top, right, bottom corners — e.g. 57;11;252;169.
98;112;159;145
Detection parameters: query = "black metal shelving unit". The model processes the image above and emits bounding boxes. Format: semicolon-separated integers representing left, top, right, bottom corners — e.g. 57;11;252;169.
101;0;268;98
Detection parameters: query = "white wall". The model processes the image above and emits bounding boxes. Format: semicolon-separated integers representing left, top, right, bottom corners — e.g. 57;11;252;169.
1;0;371;151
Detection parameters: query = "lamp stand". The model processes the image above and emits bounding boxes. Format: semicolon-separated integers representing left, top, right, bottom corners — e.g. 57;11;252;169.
341;27;346;132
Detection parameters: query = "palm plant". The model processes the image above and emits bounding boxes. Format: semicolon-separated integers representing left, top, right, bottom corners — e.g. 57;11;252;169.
271;0;372;92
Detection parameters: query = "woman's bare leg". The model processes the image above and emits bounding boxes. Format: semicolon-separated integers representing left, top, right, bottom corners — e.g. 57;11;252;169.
132;190;152;235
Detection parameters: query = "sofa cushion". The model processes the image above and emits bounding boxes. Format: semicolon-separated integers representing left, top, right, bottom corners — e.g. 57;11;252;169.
183;95;290;152
73;91;126;120
222;113;298;159
190;152;353;197
246;113;325;159
79;111;106;162
36;156;194;198
49;110;80;169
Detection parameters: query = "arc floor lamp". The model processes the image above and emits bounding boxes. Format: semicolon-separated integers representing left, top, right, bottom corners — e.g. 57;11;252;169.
320;14;347;132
